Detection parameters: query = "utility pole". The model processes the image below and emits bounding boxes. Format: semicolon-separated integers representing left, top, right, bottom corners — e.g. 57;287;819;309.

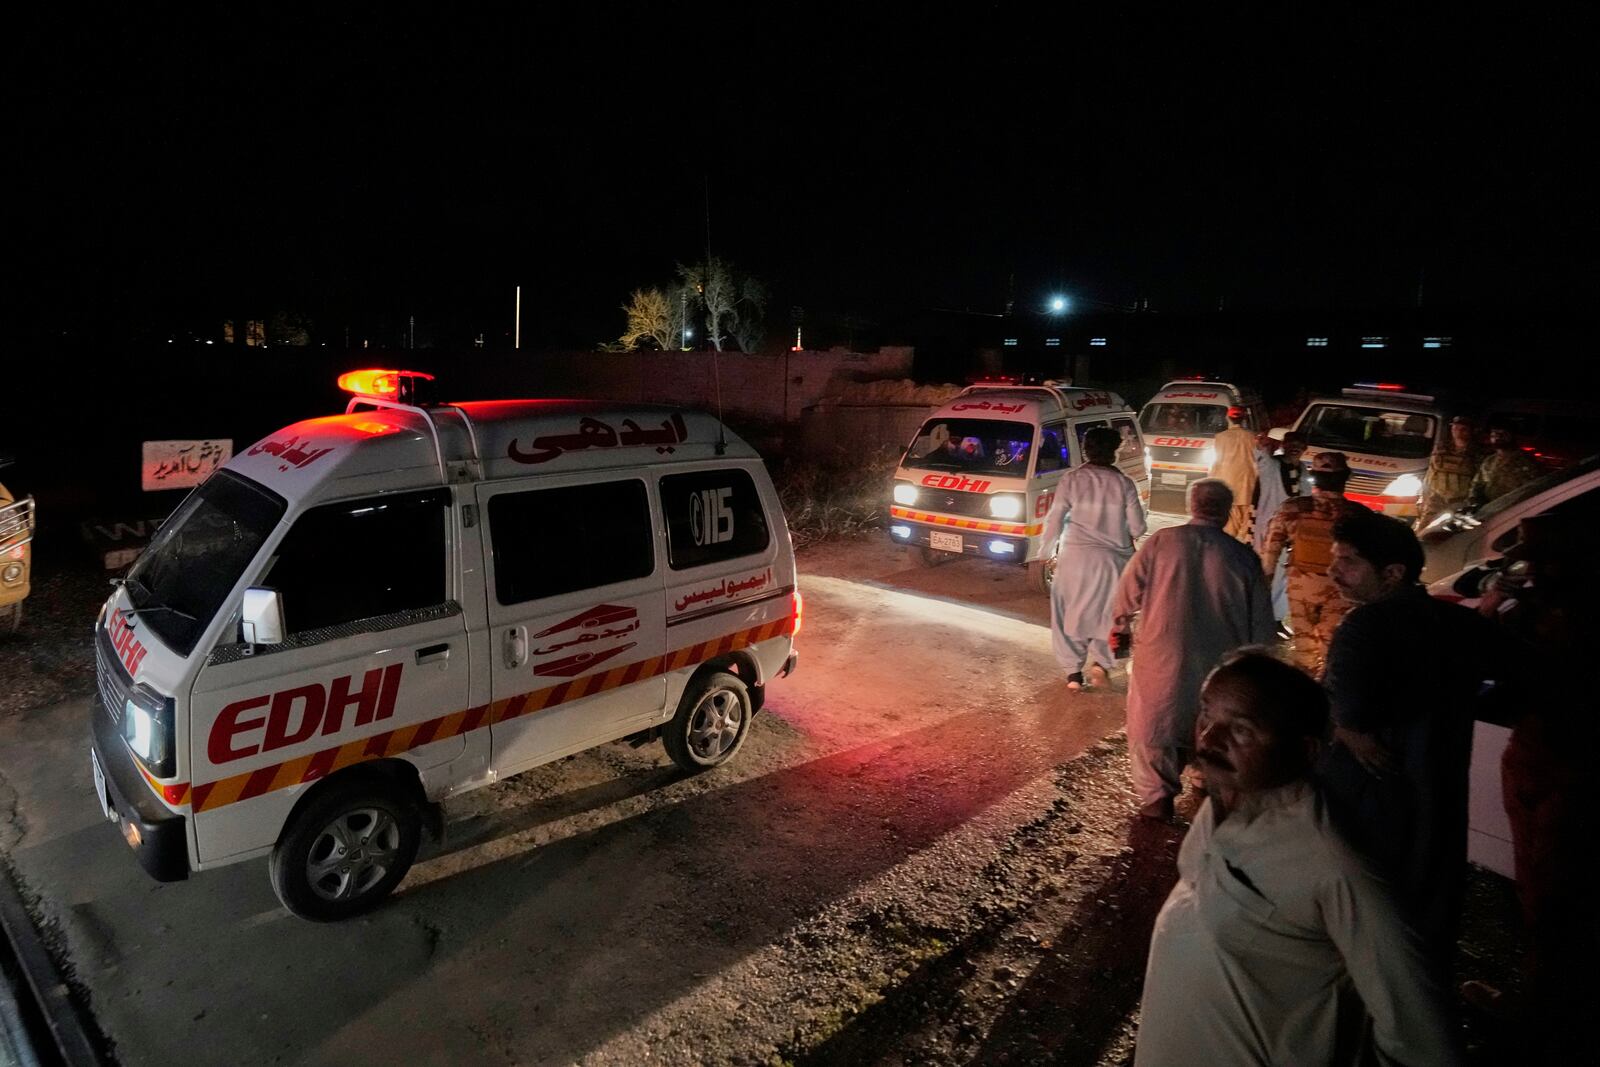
1415;266;1425;309
514;285;521;350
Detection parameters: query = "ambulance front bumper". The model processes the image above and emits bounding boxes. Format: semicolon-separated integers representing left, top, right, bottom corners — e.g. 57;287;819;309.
887;522;1029;561
90;695;188;883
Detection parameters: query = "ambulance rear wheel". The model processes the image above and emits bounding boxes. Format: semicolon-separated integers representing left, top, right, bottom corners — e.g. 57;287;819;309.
270;778;421;922
663;671;752;773
913;546;956;567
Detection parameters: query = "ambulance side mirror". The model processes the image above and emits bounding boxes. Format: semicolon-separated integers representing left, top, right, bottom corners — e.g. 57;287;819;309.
1267;426;1288;442
240;587;286;652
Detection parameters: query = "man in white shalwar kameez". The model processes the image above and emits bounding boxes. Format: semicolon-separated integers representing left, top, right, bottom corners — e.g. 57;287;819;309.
1112;479;1274;818
1135;651;1459;1067
1041;427;1147;689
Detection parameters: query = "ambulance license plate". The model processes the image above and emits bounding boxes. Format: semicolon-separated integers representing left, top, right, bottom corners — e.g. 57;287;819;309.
90;749;113;822
929;531;963;553
1160;472;1187;486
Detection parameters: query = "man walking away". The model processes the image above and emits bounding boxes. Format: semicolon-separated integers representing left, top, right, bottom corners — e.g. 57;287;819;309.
1041;426;1147;690
1111;479;1274;819
1319;509;1499;968
1208;406;1259;542
1254;429;1307;626
1468;422;1542;507
1260;451;1367;676
1135;651;1460;1067
1417;415;1482;529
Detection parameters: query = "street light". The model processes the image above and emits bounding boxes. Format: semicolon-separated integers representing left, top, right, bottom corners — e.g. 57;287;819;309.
1048;294;1069;314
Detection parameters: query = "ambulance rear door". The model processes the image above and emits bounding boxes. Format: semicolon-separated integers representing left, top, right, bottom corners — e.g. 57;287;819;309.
189;487;470;865
476;473;668;777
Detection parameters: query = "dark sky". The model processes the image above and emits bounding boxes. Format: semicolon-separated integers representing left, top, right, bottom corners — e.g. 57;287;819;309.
17;6;1598;349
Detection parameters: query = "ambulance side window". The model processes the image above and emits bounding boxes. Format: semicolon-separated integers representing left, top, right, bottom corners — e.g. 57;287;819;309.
1072;420;1110;464
488;479;654;604
1111;416;1142;462
1035;424;1068;476
264;489;449;635
660;468;771;569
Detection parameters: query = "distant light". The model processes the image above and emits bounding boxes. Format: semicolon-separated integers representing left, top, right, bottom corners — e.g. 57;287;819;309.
1090;337;1107;347
684;329;693;338
1306;336;1329;347
1048;295;1068;313
1423;336;1451;349
1003;338;1018;346
205;340;214;345
988;540;1016;555
1045;337;1061;347
1360;336;1388;349
890;525;912;538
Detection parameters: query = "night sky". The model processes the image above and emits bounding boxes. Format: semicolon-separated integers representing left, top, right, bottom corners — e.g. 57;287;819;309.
17;7;1597;350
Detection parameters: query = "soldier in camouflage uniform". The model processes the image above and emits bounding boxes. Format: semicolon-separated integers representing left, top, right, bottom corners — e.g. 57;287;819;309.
1468;424;1543;507
1416;415;1482;529
1260;451;1368;676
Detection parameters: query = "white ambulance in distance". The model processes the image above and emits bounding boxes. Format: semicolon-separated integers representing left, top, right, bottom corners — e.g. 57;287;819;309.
1137;378;1267;516
888;381;1148;590
90;369;800;921
1278;383;1442;519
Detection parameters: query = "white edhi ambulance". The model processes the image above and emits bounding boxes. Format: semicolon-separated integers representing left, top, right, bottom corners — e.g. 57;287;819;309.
89;370;800;920
1278;383;1442;519
1137;378;1268;516
888;381;1148;589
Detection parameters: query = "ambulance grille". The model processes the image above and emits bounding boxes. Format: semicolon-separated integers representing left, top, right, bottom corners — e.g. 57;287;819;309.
95;629;130;725
1346;471;1393;495
912;488;992;519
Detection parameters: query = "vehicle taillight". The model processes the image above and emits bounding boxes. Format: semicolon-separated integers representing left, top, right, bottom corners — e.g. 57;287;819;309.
791;589;803;638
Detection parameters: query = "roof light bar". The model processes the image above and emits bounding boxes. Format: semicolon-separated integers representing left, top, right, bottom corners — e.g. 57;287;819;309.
337;369;436;402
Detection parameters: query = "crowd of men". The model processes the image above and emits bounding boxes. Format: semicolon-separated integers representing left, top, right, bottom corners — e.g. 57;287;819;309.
1039;414;1591;1065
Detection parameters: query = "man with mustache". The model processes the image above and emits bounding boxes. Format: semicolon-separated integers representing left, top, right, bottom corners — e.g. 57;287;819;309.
1135;650;1458;1067
1319;509;1499;968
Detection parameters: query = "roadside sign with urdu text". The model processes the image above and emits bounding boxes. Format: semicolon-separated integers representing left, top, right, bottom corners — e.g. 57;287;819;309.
141;439;232;491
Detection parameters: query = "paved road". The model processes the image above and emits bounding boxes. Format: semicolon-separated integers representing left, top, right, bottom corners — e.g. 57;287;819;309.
0;537;1134;1066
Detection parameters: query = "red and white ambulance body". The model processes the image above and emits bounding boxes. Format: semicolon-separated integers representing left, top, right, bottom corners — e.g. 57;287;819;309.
888;382;1148;588
1137;379;1267;516
90;371;799;920
1282;384;1441;519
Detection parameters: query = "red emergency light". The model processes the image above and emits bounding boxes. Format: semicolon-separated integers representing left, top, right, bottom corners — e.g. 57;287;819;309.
337;369;436;401
791;589;803;638
1352;381;1405;391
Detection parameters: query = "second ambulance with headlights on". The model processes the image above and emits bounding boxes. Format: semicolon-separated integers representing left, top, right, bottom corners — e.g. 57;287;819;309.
88;369;800;921
1137;379;1267;516
888;381;1148;589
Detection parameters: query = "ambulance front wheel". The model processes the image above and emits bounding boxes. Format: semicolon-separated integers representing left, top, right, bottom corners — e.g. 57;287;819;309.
270;777;422;922
1028;557;1055;593
663;671;752;773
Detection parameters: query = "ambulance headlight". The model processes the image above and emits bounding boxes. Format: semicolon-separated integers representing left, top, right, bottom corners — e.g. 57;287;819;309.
892;482;919;506
122;686;175;777
1383;473;1423;498
988;494;1025;519
1200;445;1217;468
1;562;20;584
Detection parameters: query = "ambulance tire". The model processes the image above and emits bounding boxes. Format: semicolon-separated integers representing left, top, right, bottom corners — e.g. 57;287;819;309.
0;601;20;634
913;546;956;567
270;777;422;922
1028;558;1055;593
663;671;752;773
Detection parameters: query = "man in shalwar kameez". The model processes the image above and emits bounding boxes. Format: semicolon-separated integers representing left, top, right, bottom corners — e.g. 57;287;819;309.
1208;406;1259;542
1134;651;1460;1067
1254;429;1306;625
1040;427;1146;689
1111;479;1274;819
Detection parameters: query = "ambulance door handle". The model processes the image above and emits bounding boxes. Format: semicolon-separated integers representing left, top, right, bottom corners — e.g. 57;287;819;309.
504;626;527;669
415;642;451;665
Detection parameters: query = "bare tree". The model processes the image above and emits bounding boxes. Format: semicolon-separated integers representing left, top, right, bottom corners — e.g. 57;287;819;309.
679;258;738;351
617;288;676;351
732;274;768;353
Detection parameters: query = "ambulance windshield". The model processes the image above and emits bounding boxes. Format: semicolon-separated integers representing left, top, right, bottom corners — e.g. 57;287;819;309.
124;471;286;657
905;418;1033;477
1299;404;1437;460
1139;403;1230;436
